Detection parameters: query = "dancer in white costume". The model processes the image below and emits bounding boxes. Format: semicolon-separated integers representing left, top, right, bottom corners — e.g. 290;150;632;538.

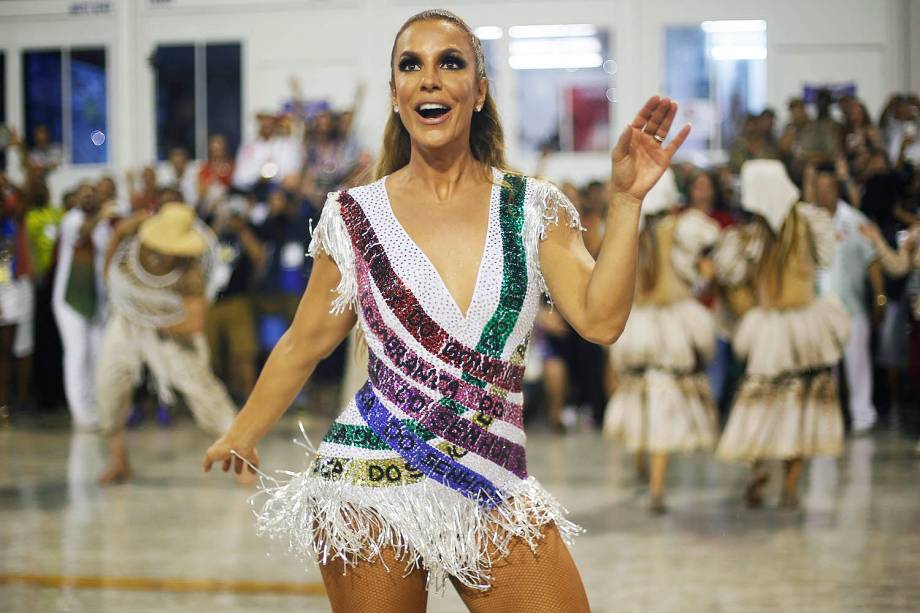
96;204;238;483
603;168;720;513
715;160;849;508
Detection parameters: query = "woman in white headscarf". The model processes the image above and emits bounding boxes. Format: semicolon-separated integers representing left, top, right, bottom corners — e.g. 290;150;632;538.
715;160;849;508
604;168;721;513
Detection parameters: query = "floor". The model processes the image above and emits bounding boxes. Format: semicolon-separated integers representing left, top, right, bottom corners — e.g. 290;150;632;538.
1;413;919;613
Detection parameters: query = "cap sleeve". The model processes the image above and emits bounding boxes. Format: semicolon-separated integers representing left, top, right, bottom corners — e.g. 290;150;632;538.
309;191;357;314
523;178;584;300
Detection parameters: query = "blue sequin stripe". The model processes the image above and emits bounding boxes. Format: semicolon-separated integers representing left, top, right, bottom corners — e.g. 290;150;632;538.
355;382;501;508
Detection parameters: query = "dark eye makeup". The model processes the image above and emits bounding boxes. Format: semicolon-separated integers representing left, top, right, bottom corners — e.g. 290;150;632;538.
397;50;469;72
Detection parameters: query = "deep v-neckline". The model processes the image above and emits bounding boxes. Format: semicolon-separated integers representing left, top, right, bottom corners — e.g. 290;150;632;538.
381;171;498;322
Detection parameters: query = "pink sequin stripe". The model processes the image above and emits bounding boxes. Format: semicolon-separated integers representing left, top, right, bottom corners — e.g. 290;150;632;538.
338;190;524;392
355;255;524;429
367;351;527;478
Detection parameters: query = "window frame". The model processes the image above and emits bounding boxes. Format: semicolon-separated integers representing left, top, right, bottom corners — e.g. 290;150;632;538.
21;44;110;167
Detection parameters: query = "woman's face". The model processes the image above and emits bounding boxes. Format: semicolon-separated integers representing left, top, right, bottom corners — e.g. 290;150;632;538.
689;174;715;208
391;19;487;153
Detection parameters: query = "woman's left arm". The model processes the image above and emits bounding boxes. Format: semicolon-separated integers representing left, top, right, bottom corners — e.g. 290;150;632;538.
539;96;690;344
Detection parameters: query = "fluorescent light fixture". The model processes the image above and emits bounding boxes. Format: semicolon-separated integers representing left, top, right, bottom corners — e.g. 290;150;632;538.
509;37;601;56
709;45;767;60
701;19;766;33
509;24;597;39
474;26;503;40
509;53;603;70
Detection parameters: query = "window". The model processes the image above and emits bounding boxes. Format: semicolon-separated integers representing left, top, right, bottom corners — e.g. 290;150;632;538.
153;42;242;161
509;25;614;153
665;20;767;157
22;47;108;165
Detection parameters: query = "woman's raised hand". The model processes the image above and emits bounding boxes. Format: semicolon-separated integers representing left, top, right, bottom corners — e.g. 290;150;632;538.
612;96;691;201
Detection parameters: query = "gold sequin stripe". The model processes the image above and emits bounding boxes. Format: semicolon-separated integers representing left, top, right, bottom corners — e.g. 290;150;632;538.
310;440;471;488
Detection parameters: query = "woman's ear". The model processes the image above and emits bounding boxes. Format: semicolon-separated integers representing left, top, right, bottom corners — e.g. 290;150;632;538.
476;78;488;112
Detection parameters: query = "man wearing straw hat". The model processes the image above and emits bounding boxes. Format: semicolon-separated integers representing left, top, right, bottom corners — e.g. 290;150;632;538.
96;202;240;484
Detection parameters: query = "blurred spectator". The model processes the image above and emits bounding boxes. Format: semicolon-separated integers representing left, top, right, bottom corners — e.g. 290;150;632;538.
842;98;883;162
232;111;302;201
158;146;198;205
52;183;115;430
0;182;32;421
880;94;920;169
811;168;884;433
685;169;734;228
799;89;843;164
127;166;161;213
579;181;606;257
27;125;62;178
779;98;810;160
256;189;311;325
206;195;266;400
728;109;782;171
196;134;234;216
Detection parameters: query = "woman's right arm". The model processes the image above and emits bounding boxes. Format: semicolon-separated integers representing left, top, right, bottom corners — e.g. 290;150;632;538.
203;252;357;475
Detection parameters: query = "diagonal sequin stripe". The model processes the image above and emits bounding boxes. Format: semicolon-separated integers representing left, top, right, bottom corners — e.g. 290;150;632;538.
368;351;527;478
476;174;528;358
355;382;501;507
338;190;524;391
323;419;435;450
355;257;523;427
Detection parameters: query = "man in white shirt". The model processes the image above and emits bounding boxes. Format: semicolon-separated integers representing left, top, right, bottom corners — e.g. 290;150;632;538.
231;111;302;198
52;183;114;430
814;171;885;433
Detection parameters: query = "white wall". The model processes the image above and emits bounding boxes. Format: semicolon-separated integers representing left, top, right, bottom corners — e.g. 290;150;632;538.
0;0;914;198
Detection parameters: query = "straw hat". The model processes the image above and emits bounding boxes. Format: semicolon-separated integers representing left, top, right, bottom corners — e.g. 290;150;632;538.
740;159;800;233
138;202;206;257
641;167;680;217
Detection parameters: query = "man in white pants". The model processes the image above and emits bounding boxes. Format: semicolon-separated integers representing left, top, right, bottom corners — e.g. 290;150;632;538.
52;184;114;430
812;170;884;433
96;203;239;483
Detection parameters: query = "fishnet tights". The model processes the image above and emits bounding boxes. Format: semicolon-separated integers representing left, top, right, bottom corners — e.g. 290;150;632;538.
319;523;590;613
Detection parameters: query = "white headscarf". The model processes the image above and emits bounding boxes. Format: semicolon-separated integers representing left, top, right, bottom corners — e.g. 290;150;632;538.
739;159;800;233
641;167;680;217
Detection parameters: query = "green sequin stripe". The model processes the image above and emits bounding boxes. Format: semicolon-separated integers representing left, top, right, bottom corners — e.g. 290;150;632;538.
464;173;528;390
322;419;436;450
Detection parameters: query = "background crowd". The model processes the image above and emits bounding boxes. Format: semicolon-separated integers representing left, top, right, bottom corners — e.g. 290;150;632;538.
1;88;918;449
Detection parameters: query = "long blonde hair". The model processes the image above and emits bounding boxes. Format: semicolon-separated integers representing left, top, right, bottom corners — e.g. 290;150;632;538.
374;9;510;180
750;207;803;303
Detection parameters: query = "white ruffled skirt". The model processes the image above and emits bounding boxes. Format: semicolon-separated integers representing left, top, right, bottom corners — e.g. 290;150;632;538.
717;297;850;462
603;299;718;453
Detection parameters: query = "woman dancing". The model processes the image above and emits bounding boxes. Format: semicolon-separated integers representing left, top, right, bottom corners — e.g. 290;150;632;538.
603;168;720;514
203;9;688;611
715;160;849;508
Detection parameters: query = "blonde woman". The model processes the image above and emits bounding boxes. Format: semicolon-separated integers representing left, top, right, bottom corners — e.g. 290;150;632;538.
203;9;689;611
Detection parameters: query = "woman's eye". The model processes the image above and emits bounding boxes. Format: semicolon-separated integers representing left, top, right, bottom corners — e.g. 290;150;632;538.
398;59;420;71
442;57;466;70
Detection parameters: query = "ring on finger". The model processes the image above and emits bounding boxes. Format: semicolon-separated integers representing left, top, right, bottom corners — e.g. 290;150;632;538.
653;134;665;143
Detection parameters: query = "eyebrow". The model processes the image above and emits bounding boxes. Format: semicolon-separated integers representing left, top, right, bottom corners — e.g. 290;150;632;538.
398;46;467;60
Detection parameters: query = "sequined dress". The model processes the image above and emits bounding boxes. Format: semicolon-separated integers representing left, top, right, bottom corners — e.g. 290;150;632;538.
255;169;582;590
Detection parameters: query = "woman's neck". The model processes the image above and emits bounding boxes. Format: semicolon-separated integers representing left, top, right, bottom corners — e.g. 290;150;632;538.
403;143;487;202
690;200;713;214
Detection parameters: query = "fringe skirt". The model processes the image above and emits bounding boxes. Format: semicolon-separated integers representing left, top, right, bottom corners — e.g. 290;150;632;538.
603;299;718;453
717;297;850;462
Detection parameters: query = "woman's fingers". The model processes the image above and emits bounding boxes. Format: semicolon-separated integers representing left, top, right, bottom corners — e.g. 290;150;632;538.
612;125;634;161
664;123;692;156
222;457;232;472
630;96;661;129
655;102;678;140
643;97;672;137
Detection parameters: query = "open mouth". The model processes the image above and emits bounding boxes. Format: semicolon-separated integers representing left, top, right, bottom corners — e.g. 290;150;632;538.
416;103;452;121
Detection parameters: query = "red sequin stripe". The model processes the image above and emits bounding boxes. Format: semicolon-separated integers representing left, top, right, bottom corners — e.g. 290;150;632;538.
338;190;524;392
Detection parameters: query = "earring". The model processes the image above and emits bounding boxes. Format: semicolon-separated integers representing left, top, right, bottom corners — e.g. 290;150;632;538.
475;104;482;112
393;105;399;113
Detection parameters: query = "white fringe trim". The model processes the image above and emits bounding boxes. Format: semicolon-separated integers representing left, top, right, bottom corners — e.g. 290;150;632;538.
240;427;581;592
524;179;584;302
308;191;358;315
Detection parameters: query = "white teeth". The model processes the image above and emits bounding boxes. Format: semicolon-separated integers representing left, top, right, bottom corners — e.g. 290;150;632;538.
419;103;449;111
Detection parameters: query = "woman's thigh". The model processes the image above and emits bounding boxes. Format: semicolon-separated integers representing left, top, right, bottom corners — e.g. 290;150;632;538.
319;548;429;613
450;523;590;613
